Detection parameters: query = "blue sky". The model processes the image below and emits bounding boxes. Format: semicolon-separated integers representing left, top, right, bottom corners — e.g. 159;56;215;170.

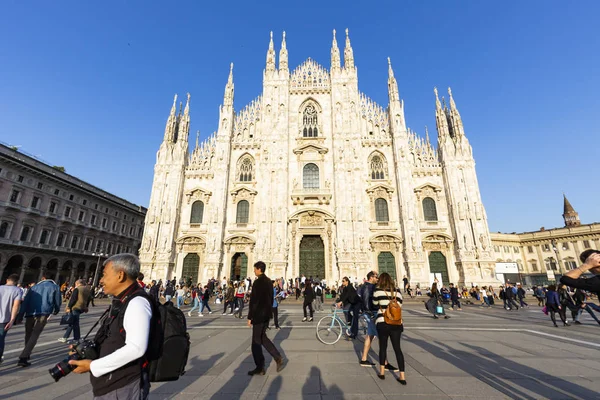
1;1;598;233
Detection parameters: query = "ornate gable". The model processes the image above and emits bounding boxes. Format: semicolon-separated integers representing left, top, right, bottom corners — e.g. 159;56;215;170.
185;187;212;204
414;183;442;200
290;58;330;94
366;183;395;200
230;186;258;203
293;143;329;155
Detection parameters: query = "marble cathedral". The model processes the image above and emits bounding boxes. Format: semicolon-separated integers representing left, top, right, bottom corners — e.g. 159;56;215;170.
139;30;498;288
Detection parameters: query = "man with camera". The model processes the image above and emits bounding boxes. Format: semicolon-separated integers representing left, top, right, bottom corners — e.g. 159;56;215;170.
68;254;153;399
560;250;600;298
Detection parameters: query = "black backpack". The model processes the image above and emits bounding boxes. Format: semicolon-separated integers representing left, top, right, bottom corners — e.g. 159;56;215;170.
119;291;190;382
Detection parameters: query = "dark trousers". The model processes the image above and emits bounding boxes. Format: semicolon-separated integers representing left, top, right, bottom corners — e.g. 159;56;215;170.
251;322;281;369
0;323;7;359
19;315;49;359
506;298;519;309
376;322;405;372
223;301;234;314
200;300;211;313
451;299;461;308
349;303;361;337
518;297;528;307
63;309;82;340
303;300;313;318
272;306;279;327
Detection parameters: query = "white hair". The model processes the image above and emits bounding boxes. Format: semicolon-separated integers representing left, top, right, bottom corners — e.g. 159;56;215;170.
104;253;140;280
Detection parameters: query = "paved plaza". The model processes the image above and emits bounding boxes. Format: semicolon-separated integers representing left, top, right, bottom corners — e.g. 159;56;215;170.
1;298;600;399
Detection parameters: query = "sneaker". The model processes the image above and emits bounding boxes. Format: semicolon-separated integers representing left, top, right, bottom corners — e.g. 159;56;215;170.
386;363;400;372
235;307;240;311
17;358;31;367
457;308;463;311
248;367;266;376
228;313;234;315
302;317;307;322
57;338;68;343
308;317;313;322
360;360;376;367
222;313;227;315
187;311;192;317
198;314;204;317
209;311;213;314
574;321;581;324
276;357;286;373
444;315;450;319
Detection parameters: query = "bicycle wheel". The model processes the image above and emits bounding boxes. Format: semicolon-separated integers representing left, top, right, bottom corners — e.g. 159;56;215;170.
316;316;343;345
356;315;368;343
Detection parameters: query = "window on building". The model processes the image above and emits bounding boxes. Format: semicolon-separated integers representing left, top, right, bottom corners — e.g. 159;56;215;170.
494;245;500;252
564;260;578;270
531;262;538;272
0;222;9;238
138;227;142;238
302;103;319;137
527;246;534;253
83;199;87;205
17;175;24;183
95;204;98;210
107;243;113;254
57;233;65;247
369;155;386;180
9;190;20;203
39;229;49;244
112;221;117;231
37;182;43;189
126;246;131;253
545;259;558;271
31;196;40;209
129;226;134;236
84;237;92;251
91;215;97;225
583;240;591;248
64;206;72;218
236;200;249;224
54;188;60;195
116;244;122;254
121;224;126;233
422;197;438;221
190;201;204;224
115;211;119;217
375;198;389;222
105;207;109;213
49;201;57;213
542;244;551;251
562;242;569;250
71;236;79;249
238;157;253;182
19;226;30;241
503;246;510;252
303;163;319;189
78;211;85;221
513;246;519;253
96;240;103;252
69;194;74;201
102;218;107;228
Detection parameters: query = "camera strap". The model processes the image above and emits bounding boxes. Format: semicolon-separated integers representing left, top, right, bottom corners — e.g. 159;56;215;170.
83;307;110;340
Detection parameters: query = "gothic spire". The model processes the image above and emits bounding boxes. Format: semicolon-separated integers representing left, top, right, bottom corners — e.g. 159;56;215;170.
195;130;200;149
434;87;450;142
279;31;288;73
331;29;341;72
223;63;234;107
266;31;276;73
343;28;354;69
163;94;178;142
177;93;191;143
447;87;464;137
563;194;581;227
387;57;399;102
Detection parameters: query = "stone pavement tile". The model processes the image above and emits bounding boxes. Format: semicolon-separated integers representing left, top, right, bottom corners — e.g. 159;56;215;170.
195;392;258;400
0;373;89;399
375;376;448;396
495;377;600;400
317;351;363;363
320;374;382;395
322;395;386;400
70;390;95;400
151;376;216;394
385;396;451;400
202;374;267;395
259;395;320;400
512;358;592;377
427;377;506;397
403;353;462;374
148;393;198;400
264;361;320;376
260;375;321;394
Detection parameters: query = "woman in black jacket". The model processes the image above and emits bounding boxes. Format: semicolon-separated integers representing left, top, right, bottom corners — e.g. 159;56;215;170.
336;277;360;338
302;279;315;322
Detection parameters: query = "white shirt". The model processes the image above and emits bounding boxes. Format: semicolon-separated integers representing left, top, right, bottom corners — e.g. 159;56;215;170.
90;297;152;378
480;289;488;297
176;289;185;297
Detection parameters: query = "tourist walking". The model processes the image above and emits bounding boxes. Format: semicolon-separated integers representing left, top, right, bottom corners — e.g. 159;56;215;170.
336;277;360;337
504;283;520;310
449;283;461;310
372;273;406;384
188;284;202;316
16;270;62;367
59;279;91;343
302;279;315;322
534;286;545;306
426;282;449;319
234;282;247;318
164;282;175;303
517;284;528;307
545;284;568;327
0;274;22;363
222;283;235;315
247;261;284;376
313;281;324;312
558;283;575;324
199;285;213;316
272;280;281;329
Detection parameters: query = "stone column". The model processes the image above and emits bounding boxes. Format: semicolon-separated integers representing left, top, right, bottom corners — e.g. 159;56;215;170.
69;266;77;283
55;267;62;283
84;264;91;280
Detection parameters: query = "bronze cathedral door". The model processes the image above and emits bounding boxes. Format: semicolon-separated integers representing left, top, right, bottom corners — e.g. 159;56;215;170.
299;235;325;279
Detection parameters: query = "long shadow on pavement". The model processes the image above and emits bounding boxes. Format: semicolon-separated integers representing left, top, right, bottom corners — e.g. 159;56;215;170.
302;366;343;399
151;352;225;396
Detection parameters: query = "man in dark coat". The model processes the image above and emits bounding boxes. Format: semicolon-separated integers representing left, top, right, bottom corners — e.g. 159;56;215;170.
247;261;285;376
449;283;461;310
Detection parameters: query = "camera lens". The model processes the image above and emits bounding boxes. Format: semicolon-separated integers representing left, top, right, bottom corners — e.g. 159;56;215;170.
48;354;78;382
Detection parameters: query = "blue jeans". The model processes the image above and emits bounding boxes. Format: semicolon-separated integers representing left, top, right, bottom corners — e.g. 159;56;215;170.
200;300;211;313
189;297;200;313
0;323;7;359
176;296;183;309
165;295;172;303
64;310;82;340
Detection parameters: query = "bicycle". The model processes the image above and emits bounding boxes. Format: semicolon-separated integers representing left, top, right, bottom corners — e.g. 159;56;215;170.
316;304;369;345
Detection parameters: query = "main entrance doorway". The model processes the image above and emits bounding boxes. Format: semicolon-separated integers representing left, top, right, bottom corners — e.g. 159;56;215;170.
377;252;397;280
182;253;200;284
231;253;248;282
299;235;325;279
428;251;449;286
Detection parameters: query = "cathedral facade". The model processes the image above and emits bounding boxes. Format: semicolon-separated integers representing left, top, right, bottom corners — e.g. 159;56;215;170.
139;30;498;288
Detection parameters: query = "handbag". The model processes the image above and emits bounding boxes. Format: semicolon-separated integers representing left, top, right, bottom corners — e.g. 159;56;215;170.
435;305;444;314
542;306;548;315
60;312;73;326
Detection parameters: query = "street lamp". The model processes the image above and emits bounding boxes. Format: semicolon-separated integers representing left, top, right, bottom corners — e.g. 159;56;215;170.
551;239;563;275
91;251;105;288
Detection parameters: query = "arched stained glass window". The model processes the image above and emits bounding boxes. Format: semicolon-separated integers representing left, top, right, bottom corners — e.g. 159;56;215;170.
370;155;386;180
423;197;438;221
238;157;253;182
302;104;318;137
303;163;319;189
236;200;249;224
190;201;204;224
375;198;389;222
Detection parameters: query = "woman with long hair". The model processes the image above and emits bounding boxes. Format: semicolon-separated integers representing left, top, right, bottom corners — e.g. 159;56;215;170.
427;282;449;319
372;273;406;384
302;279;315;322
188;283;202;317
545;284;568;327
234;281;247;318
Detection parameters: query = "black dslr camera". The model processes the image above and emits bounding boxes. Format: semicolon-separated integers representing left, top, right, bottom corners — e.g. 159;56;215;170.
49;339;99;382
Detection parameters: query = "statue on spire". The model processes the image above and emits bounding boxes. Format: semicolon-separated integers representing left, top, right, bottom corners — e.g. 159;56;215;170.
163;94;178;143
279;31;288;73
344;28;354;69
331;29;341;71
223;63;234;107
266;31;276;73
387;57;399;101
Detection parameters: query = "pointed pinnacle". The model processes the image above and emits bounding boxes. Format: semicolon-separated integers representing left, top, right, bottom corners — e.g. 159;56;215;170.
227;62;234;84
282;31;286;45
269;31;274;49
184;92;191;114
387;57;394;77
195;130;200;147
345;28;351;46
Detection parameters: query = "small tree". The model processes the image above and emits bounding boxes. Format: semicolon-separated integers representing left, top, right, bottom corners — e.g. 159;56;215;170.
52;166;66;173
